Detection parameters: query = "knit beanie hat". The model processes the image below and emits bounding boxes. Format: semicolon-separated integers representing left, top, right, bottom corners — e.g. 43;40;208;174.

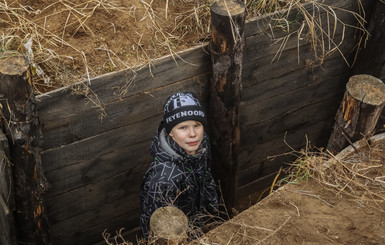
163;92;207;134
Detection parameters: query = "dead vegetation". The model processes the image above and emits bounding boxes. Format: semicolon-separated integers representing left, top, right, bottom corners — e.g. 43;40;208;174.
202;135;385;244
0;0;368;96
279;138;385;213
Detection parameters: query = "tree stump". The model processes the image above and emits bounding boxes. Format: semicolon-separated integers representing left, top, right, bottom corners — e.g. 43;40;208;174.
0;53;50;244
327;74;385;155
209;0;246;214
149;206;188;245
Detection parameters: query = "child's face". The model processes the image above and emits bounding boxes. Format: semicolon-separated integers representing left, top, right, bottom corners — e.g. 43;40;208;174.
169;120;204;155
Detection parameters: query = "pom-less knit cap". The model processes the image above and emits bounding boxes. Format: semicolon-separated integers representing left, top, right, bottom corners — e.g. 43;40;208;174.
163;92;207;134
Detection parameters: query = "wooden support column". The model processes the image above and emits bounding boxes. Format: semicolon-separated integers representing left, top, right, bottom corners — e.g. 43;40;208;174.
0;54;50;244
209;0;246;212
0;131;16;245
327;74;385;155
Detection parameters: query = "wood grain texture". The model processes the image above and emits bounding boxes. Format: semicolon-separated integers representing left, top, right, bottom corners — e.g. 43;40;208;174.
209;0;246;211
0;132;16;245
0;55;50;244
37;48;211;149
327;75;385;154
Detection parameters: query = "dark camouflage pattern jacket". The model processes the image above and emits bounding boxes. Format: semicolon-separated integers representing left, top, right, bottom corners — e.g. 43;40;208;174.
139;123;219;238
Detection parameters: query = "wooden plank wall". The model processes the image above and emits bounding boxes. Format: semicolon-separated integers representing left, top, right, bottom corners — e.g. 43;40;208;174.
236;0;373;209
37;48;211;244
0;132;15;245
34;0;373;244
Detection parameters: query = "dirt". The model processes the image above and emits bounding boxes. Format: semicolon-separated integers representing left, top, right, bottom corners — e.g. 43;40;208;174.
204;136;385;244
1;0;212;93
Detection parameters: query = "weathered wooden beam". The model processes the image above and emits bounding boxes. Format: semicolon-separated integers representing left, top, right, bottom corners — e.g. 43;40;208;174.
0;53;50;244
209;0;246;212
327;74;385;155
0;131;16;245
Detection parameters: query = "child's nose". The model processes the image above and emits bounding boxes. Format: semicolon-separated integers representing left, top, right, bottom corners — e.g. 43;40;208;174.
189;128;196;136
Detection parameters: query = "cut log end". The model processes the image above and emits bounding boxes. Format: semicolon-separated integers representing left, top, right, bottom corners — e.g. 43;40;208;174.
211;0;246;16
150;206;188;241
0;54;28;76
327;75;385;154
347;74;385;106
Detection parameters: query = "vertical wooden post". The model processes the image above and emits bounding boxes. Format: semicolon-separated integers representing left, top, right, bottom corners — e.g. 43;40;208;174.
0;54;50;244
209;0;246;213
0;131;16;245
327;74;385;155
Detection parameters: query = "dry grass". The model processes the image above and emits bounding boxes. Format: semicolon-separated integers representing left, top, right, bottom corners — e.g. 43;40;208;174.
0;0;369;96
277;136;385;214
102;182;230;245
0;0;129;92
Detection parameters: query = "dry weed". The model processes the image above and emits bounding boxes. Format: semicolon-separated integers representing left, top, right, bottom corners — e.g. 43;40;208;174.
276;135;385;213
256;0;369;67
1;0;369;95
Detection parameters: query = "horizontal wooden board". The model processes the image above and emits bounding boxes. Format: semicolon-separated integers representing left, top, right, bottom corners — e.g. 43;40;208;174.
239;72;347;146
240;94;341;149
41;114;157;173
45;167;142;223
236;121;330;202
45;169;143;244
235;172;278;212
241;54;348;107
237;135;329;189
39;74;210;150
242;28;356;90
44;140;150;198
37;51;211;149
51;208;140;245
238;119;331;184
42;79;210;244
41;76;208;172
241;68;347;125
37;45;210;105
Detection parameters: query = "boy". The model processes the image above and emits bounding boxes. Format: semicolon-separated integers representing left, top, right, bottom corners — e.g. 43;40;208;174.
140;92;219;238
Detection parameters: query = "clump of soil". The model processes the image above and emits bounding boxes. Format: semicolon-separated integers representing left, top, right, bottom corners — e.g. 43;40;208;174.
205;135;385;244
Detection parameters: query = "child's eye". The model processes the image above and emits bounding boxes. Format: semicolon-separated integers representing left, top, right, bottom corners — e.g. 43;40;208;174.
194;124;201;128
179;126;186;130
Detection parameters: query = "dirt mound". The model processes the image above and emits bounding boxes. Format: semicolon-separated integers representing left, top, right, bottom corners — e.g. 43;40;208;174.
1;0;310;94
1;0;213;93
205;134;385;244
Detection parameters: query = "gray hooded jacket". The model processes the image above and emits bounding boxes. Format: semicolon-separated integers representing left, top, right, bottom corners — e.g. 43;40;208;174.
139;123;219;238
